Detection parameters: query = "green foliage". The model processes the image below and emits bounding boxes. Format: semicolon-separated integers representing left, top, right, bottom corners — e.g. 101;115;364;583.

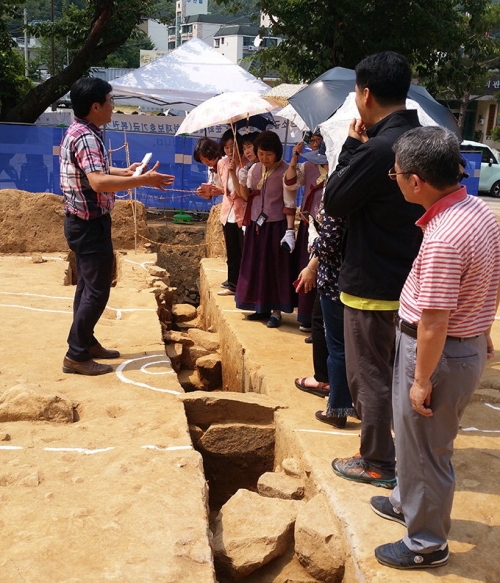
209;0;260;21
0;1;33;114
2;0;157;122
490;125;500;141
251;0;466;82
102;31;155;68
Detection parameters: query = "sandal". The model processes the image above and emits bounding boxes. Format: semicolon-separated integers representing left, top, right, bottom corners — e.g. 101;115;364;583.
294;377;330;397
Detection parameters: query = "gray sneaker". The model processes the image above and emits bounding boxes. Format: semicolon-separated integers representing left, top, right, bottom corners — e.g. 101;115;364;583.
370;496;405;526
375;539;449;569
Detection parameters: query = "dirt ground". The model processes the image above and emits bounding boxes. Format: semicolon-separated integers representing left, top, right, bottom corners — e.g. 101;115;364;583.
1;189;500;583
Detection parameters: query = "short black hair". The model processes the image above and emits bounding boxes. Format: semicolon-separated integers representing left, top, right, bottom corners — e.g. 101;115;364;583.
241;131;260;146
253;131;282;161
219;129;242;157
70;77;113;118
193;138;220;163
355;51;411;106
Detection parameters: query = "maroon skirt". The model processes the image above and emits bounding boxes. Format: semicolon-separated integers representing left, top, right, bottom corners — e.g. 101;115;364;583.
236;219;296;313
295;220;316;324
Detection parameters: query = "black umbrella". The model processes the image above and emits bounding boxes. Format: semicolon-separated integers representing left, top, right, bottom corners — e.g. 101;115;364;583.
288;67;460;137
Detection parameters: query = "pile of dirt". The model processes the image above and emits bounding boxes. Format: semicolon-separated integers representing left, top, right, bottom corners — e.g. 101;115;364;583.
0;189;149;253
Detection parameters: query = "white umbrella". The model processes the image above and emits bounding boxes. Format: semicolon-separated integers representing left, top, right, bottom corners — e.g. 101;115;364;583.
277;103;309;132
319;93;440;171
175;91;276;135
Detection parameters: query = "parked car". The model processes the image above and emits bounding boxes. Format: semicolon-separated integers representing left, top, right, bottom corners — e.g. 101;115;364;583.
461;140;500;197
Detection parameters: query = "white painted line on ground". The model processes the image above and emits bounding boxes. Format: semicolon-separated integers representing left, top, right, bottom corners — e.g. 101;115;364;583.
123;259;155;271
0;291;73;300
116;354;180;394
205;268;226;273
295;429;360;437
0;304;72;314
485;403;500;411
461;427;500;433
1;445;193;454
45;447;115;455
140;361;171;374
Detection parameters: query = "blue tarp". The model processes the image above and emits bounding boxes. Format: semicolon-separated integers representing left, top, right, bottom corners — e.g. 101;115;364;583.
0;123;298;210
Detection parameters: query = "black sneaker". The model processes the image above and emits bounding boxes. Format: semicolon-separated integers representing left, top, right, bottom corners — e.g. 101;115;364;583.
370;496;405;526
220;280;230;288
375;539;449;570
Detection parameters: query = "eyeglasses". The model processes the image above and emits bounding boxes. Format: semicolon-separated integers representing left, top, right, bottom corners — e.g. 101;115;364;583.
388;167;427;183
388;167;409;180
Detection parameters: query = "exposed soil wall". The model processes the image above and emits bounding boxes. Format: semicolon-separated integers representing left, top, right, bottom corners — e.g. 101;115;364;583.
0;189;149;253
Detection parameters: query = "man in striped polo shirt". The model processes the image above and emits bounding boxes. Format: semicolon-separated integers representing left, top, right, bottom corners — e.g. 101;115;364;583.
372;126;500;569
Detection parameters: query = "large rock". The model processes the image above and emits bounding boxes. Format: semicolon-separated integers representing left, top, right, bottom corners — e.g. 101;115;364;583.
177;369;205;392
179;391;280;426
181;345;211;370
187;328;220;352
213;489;303;578
197;422;274;456
0;384;75;423
165;342;183;372
172;303;198;322
258;471;305;500
195;354;222;390
294;493;346;583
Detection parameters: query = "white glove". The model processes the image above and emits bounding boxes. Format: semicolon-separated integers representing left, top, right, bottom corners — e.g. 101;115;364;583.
307;220;319;252
280;229;296;253
238;166;249;186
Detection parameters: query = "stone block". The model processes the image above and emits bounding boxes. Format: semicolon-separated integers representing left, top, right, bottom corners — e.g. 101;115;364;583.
163;330;193;345
196;354;222;390
177;369;205;392
257;472;305;500
172;303;198;322
187;328;220;352
213;489;303;578
179;391;280;426
282;458;303;478
197;422;274;457
294;493;345;583
165;343;183;372
181;345;210;370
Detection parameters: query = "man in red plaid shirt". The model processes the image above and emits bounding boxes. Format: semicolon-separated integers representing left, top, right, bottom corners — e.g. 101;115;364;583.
60;77;174;376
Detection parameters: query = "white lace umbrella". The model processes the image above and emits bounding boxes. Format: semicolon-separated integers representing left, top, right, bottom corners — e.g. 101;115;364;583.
175;91;276;135
277;103;309;132
319;93;440;171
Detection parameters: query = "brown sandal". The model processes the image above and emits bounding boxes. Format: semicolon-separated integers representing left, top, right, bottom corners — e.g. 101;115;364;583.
294;377;330;397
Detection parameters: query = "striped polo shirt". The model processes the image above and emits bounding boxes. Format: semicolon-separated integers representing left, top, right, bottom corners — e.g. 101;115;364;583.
399;186;500;337
60;118;113;220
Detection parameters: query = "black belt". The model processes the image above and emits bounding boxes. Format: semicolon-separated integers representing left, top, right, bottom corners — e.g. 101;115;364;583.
394;313;418;338
394;313;478;342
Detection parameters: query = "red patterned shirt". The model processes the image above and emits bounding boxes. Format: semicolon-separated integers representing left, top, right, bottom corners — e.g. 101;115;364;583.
60;117;113;220
399;186;500;337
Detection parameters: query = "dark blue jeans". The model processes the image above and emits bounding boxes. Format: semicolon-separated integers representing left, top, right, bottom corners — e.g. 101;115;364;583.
64;213;114;361
320;295;355;417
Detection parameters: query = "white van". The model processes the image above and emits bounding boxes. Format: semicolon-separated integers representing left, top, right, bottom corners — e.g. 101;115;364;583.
461;140;500;198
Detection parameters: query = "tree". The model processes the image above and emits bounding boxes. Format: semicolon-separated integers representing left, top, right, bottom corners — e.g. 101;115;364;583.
416;0;500;130
0;1;33;116
1;0;157;123
251;0;464;82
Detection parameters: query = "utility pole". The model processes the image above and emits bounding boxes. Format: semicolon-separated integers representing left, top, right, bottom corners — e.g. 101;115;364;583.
24;8;29;78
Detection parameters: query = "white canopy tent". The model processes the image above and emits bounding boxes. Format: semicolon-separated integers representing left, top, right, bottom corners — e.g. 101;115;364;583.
111;38;269;111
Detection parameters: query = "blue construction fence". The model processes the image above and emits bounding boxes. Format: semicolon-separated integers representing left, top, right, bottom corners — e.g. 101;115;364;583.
0;123;300;211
